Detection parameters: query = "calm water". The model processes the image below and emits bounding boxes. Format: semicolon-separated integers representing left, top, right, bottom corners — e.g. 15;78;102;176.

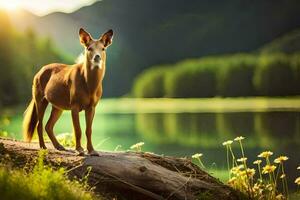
1;100;300;188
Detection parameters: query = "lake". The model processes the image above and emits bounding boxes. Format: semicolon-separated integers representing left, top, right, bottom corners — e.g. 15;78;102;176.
1;98;300;188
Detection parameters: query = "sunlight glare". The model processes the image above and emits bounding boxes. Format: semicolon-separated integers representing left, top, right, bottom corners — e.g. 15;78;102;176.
0;0;98;16
0;0;20;11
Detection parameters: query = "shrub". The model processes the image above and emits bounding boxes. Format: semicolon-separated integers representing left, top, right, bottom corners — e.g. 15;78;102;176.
217;54;257;97
132;65;169;98
132;53;300;98
165;59;218;98
254;54;297;96
290;53;300;94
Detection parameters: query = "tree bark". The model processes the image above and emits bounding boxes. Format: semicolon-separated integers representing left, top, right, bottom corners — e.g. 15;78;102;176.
0;138;245;200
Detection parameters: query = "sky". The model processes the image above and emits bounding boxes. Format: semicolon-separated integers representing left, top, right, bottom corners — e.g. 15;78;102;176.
0;0;99;16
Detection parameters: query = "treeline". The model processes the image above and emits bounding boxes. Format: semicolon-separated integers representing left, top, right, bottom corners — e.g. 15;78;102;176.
132;53;300;98
0;11;71;107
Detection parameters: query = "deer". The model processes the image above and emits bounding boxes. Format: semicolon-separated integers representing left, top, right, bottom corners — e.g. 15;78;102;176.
22;28;113;156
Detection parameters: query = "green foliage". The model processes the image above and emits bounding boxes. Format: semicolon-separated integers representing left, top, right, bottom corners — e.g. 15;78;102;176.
132;53;300;98
0;150;96;200
133;65;169;98
289;53;300;94
165;59;217;98
254;54;297;96
0;11;71;107
217;54;257;97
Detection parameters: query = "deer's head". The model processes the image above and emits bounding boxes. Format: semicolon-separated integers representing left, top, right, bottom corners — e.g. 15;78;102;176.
79;28;113;69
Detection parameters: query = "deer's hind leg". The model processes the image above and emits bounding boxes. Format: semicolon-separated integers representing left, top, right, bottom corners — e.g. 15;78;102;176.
45;106;65;151
35;99;48;149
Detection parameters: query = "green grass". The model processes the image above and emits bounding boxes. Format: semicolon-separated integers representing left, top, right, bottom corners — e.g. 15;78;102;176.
0;151;97;200
208;169;228;183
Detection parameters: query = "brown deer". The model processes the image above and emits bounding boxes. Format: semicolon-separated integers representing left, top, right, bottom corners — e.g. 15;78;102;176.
22;28;113;156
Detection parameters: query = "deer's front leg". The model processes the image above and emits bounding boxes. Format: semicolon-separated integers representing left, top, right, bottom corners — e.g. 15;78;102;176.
85;106;98;156
71;107;84;156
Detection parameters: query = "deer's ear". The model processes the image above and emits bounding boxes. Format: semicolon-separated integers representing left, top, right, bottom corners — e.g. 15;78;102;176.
100;29;113;47
79;28;92;47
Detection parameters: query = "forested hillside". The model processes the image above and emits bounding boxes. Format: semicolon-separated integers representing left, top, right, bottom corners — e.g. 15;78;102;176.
0;11;70;107
8;0;300;96
259;29;300;54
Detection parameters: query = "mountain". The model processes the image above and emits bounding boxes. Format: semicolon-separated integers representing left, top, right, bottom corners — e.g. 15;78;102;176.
9;0;300;97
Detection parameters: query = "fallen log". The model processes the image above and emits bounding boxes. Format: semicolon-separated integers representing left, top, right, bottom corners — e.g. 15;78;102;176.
0;138;245;200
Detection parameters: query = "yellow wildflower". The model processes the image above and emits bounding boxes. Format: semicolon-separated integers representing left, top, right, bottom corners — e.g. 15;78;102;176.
234;136;245;141
246;168;255;177
227;177;237;185
253;183;259;191
262;165;276;174
130;142;144;150
280;174;286;179
238;170;246;176
253;160;262;165
253;183;263;192
192;153;203;159
222;140;233;146
231;165;244;175
238;164;244;169
275;194;284;200
258;151;273;158
231;167;240;174
274;156;289;163
295;177;300;185
237;157;247;162
266;184;273;191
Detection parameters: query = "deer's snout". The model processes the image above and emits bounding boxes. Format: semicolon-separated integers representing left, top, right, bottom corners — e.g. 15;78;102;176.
94;55;100;62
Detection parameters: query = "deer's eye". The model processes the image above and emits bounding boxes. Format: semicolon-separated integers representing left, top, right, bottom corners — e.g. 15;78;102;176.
87;47;92;51
102;48;105;51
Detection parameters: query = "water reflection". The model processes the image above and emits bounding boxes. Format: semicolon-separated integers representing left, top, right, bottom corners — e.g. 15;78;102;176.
135;111;299;189
136;112;299;149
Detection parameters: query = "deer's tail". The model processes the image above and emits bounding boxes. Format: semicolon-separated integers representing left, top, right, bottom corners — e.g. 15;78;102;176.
22;99;37;142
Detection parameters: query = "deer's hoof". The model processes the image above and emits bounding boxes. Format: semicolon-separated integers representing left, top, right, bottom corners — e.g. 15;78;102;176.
75;147;85;156
88;150;99;156
55;145;66;151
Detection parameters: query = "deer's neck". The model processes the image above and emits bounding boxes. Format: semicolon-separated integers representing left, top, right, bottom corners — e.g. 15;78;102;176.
83;55;106;95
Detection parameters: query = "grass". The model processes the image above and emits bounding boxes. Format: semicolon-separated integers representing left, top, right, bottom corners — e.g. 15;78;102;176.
0;150;97;200
196;191;214;200
209;169;228;182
